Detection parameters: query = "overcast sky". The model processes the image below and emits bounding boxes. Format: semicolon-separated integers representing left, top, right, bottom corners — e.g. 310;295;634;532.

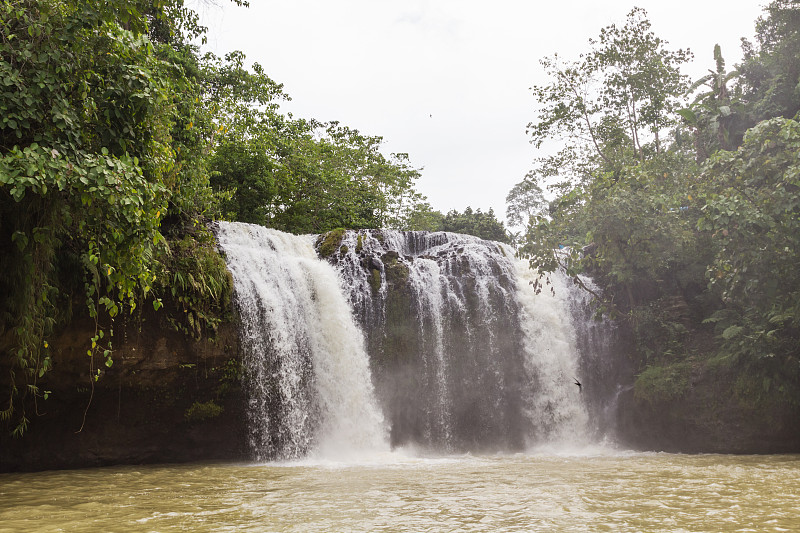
197;1;767;225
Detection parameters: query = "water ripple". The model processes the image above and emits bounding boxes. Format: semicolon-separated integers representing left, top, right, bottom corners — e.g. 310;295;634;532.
1;454;799;532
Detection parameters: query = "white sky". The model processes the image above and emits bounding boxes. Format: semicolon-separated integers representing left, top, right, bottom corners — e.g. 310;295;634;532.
196;1;767;225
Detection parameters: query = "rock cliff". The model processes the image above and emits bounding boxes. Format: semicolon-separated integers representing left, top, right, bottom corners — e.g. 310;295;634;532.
0;308;245;472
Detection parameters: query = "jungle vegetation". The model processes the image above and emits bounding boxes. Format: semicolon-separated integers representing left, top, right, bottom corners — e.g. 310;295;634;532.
510;3;800;408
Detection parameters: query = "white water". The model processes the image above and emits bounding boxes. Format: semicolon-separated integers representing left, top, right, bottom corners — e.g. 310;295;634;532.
513;259;591;447
217;223;602;459
215;222;388;460
333;230;596;451
407;258;454;446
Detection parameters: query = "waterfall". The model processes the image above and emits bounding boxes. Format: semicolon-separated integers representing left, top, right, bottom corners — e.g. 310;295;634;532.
513;261;591;446
331;230;597;452
216;223;612;459
215;222;388;460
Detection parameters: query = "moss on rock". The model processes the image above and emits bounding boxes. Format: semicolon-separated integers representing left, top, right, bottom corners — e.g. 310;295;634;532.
369;269;382;295
633;361;692;406
317;228;346;258
382;252;410;285
185;400;224;422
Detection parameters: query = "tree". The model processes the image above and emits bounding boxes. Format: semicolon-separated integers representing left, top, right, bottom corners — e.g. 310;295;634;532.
527;7;691;176
402;201;444;232
699;117;800;362
679;44;749;158
0;0;241;434
0;0;187;433
210;98;427;234
516;1;800;378
205;51;288;225
440;207;509;243
517;8;695;309
505;176;546;229
738;1;800;125
679;2;800;161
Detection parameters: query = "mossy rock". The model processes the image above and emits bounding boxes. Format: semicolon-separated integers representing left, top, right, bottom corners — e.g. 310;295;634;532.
382;250;400;264
356;234;364;254
386;263;410;285
317;228;346;258
382;252;409;285
634;361;692;406
369;269;382;295
158;224;234;340
185;400;223;422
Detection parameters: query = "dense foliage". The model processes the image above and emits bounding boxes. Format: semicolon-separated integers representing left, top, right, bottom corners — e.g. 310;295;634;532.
512;4;800;407
438;207;510;243
0;0;183;433
391;205;510;243
204;51;430;233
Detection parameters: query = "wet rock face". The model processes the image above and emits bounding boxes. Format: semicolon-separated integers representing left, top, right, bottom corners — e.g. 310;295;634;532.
614;354;800;454
319;229;529;452
0;310;246;473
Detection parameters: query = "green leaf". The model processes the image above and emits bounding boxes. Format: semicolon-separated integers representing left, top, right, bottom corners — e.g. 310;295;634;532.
676;108;697;123
11;231;28;251
722;325;743;340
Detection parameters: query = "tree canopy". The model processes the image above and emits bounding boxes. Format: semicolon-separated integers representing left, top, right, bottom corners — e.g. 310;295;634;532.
439;207;510;243
204;52;429;234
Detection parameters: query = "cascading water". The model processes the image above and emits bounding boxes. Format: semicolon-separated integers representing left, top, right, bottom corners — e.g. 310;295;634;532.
331;230;600;452
215;222;388;460
514;261;591;446
215;222;614;460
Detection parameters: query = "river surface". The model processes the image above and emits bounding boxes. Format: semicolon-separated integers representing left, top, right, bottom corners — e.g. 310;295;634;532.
1;450;799;532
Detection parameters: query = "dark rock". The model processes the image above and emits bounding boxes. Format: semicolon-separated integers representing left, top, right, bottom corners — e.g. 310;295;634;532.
0;309;246;473
369;256;384;272
382;250;400;262
615;354;800;454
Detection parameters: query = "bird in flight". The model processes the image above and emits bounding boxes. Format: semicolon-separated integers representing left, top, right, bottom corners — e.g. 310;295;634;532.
573;377;582;392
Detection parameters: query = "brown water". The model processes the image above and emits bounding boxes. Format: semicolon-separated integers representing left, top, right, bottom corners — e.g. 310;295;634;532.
1;451;799;532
